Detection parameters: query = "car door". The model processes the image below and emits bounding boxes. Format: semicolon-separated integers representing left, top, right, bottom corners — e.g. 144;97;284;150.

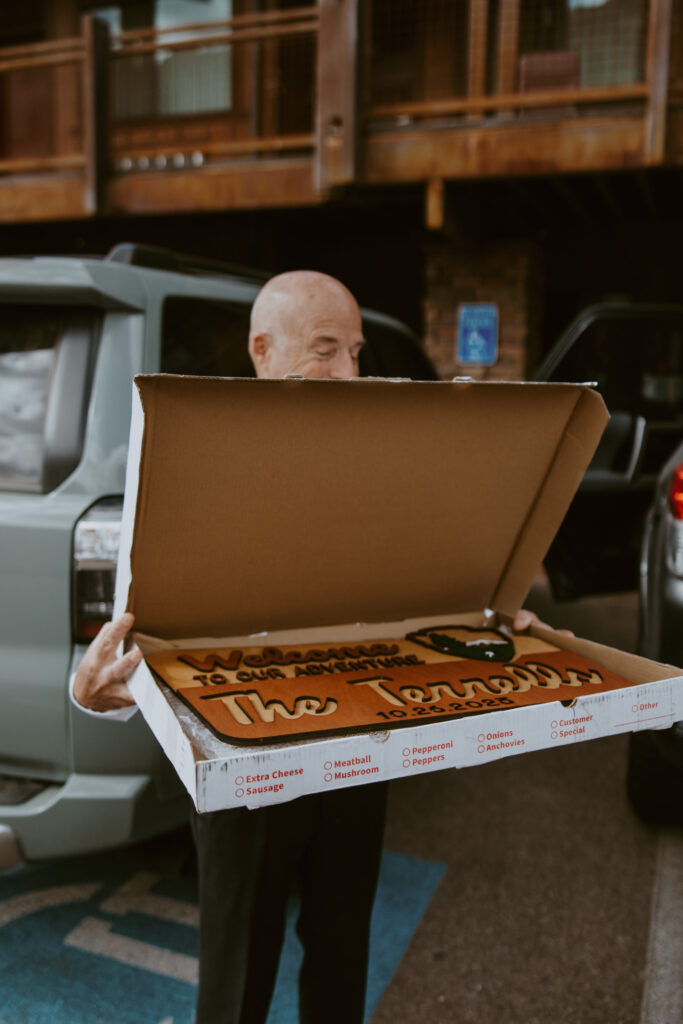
535;304;683;600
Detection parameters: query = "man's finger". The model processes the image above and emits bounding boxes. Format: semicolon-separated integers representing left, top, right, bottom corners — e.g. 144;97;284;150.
98;612;135;652
106;647;143;685
513;608;538;631
84;614;136;668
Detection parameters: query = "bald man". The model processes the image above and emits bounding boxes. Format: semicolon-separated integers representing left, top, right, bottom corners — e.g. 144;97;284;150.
73;271;555;1024
73;271;385;1024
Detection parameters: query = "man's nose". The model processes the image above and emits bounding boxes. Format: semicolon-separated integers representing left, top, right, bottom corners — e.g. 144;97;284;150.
329;350;357;380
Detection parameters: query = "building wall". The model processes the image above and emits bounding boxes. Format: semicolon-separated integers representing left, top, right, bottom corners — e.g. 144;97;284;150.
423;236;543;381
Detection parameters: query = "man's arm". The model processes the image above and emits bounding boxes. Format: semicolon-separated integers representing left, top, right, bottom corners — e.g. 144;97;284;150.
72;612;142;714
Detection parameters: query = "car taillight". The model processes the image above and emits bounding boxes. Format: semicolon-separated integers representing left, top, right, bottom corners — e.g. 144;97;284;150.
668;465;683;520
72;498;123;643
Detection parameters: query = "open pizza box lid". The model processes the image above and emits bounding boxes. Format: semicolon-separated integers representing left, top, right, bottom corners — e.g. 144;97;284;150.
111;375;683;812
115;375;608;638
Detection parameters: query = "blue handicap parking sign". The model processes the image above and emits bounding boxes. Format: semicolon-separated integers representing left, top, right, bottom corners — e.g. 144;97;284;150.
457;304;499;366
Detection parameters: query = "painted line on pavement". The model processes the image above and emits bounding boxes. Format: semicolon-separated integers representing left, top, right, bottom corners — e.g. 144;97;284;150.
0;882;101;926
65;915;199;984
100;871;199;926
639;828;683;1024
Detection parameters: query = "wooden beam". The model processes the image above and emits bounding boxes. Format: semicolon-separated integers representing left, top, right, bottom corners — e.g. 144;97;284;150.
107;158;319;214
114;6;319;44
496;0;521;94
0;154;84;174
363;118;647;183
468;0;489;101
425;177;444;230
0;52;82;73
0;37;83;60
644;0;674;164
112;134;315;162
0;177;87;223
367;83;649;120
46;0;82;159
81;14;109;215
315;0;359;192
113;21;318;59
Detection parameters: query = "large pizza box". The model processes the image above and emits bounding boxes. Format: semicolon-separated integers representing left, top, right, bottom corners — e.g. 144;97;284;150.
113;375;683;812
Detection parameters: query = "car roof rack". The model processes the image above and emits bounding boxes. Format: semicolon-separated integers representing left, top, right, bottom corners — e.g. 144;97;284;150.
106;243;271;285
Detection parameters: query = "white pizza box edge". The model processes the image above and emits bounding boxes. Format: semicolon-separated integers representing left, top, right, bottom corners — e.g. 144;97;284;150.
124;610;683;813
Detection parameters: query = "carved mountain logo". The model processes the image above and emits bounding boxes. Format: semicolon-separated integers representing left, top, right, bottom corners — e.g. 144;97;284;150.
405;625;516;663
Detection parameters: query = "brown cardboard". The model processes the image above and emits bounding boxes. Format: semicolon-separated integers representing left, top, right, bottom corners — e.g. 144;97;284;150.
112;374;683;812
122;376;609;639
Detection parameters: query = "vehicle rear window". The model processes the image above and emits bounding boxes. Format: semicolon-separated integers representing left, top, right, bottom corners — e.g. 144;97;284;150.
161;297;439;382
0;307;61;490
161;297;255;378
0;305;100;493
549;316;683;417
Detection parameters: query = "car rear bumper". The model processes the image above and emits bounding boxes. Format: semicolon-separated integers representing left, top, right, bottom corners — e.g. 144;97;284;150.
0;772;188;862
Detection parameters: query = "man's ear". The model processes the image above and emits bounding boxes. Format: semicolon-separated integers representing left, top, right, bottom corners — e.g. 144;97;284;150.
248;332;271;377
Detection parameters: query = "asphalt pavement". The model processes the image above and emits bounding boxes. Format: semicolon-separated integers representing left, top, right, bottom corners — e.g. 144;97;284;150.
373;576;683;1024
1;577;680;1024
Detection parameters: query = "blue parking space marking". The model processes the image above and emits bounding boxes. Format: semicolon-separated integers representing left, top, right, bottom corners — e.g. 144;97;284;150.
0;848;445;1024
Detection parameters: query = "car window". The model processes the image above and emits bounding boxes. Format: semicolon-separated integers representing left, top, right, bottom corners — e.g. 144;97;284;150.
161;296;439;382
161;297;255;378
0;307;64;490
549;316;683;417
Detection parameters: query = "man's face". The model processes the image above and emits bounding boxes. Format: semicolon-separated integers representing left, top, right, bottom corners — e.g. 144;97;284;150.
250;277;365;380
264;306;364;380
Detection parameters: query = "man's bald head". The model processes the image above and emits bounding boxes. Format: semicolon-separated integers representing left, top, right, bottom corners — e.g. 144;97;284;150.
248;270;365;380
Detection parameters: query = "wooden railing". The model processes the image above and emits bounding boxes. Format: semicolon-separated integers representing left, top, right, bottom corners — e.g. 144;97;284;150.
0;35;86;175
0;0;678;216
108;5;319;168
364;0;659;121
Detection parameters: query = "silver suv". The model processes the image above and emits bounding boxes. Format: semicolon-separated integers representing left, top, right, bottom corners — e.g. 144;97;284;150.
0;244;438;862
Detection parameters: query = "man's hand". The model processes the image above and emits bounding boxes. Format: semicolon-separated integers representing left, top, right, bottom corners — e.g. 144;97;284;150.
513;608;574;637
73;612;143;712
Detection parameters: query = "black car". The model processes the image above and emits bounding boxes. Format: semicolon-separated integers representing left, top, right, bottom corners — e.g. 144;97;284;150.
535;301;683;601
535;301;683;823
632;439;683;822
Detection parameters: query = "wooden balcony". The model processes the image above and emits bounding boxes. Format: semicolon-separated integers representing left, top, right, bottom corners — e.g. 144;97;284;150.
0;0;679;225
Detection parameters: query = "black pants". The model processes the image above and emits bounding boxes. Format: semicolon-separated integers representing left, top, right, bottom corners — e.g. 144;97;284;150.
192;782;388;1024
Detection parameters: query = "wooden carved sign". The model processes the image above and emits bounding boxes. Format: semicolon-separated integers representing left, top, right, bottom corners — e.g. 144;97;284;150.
145;624;634;746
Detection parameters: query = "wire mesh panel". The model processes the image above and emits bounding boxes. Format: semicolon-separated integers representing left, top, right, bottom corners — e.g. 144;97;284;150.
366;0;652;116
520;0;648;88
